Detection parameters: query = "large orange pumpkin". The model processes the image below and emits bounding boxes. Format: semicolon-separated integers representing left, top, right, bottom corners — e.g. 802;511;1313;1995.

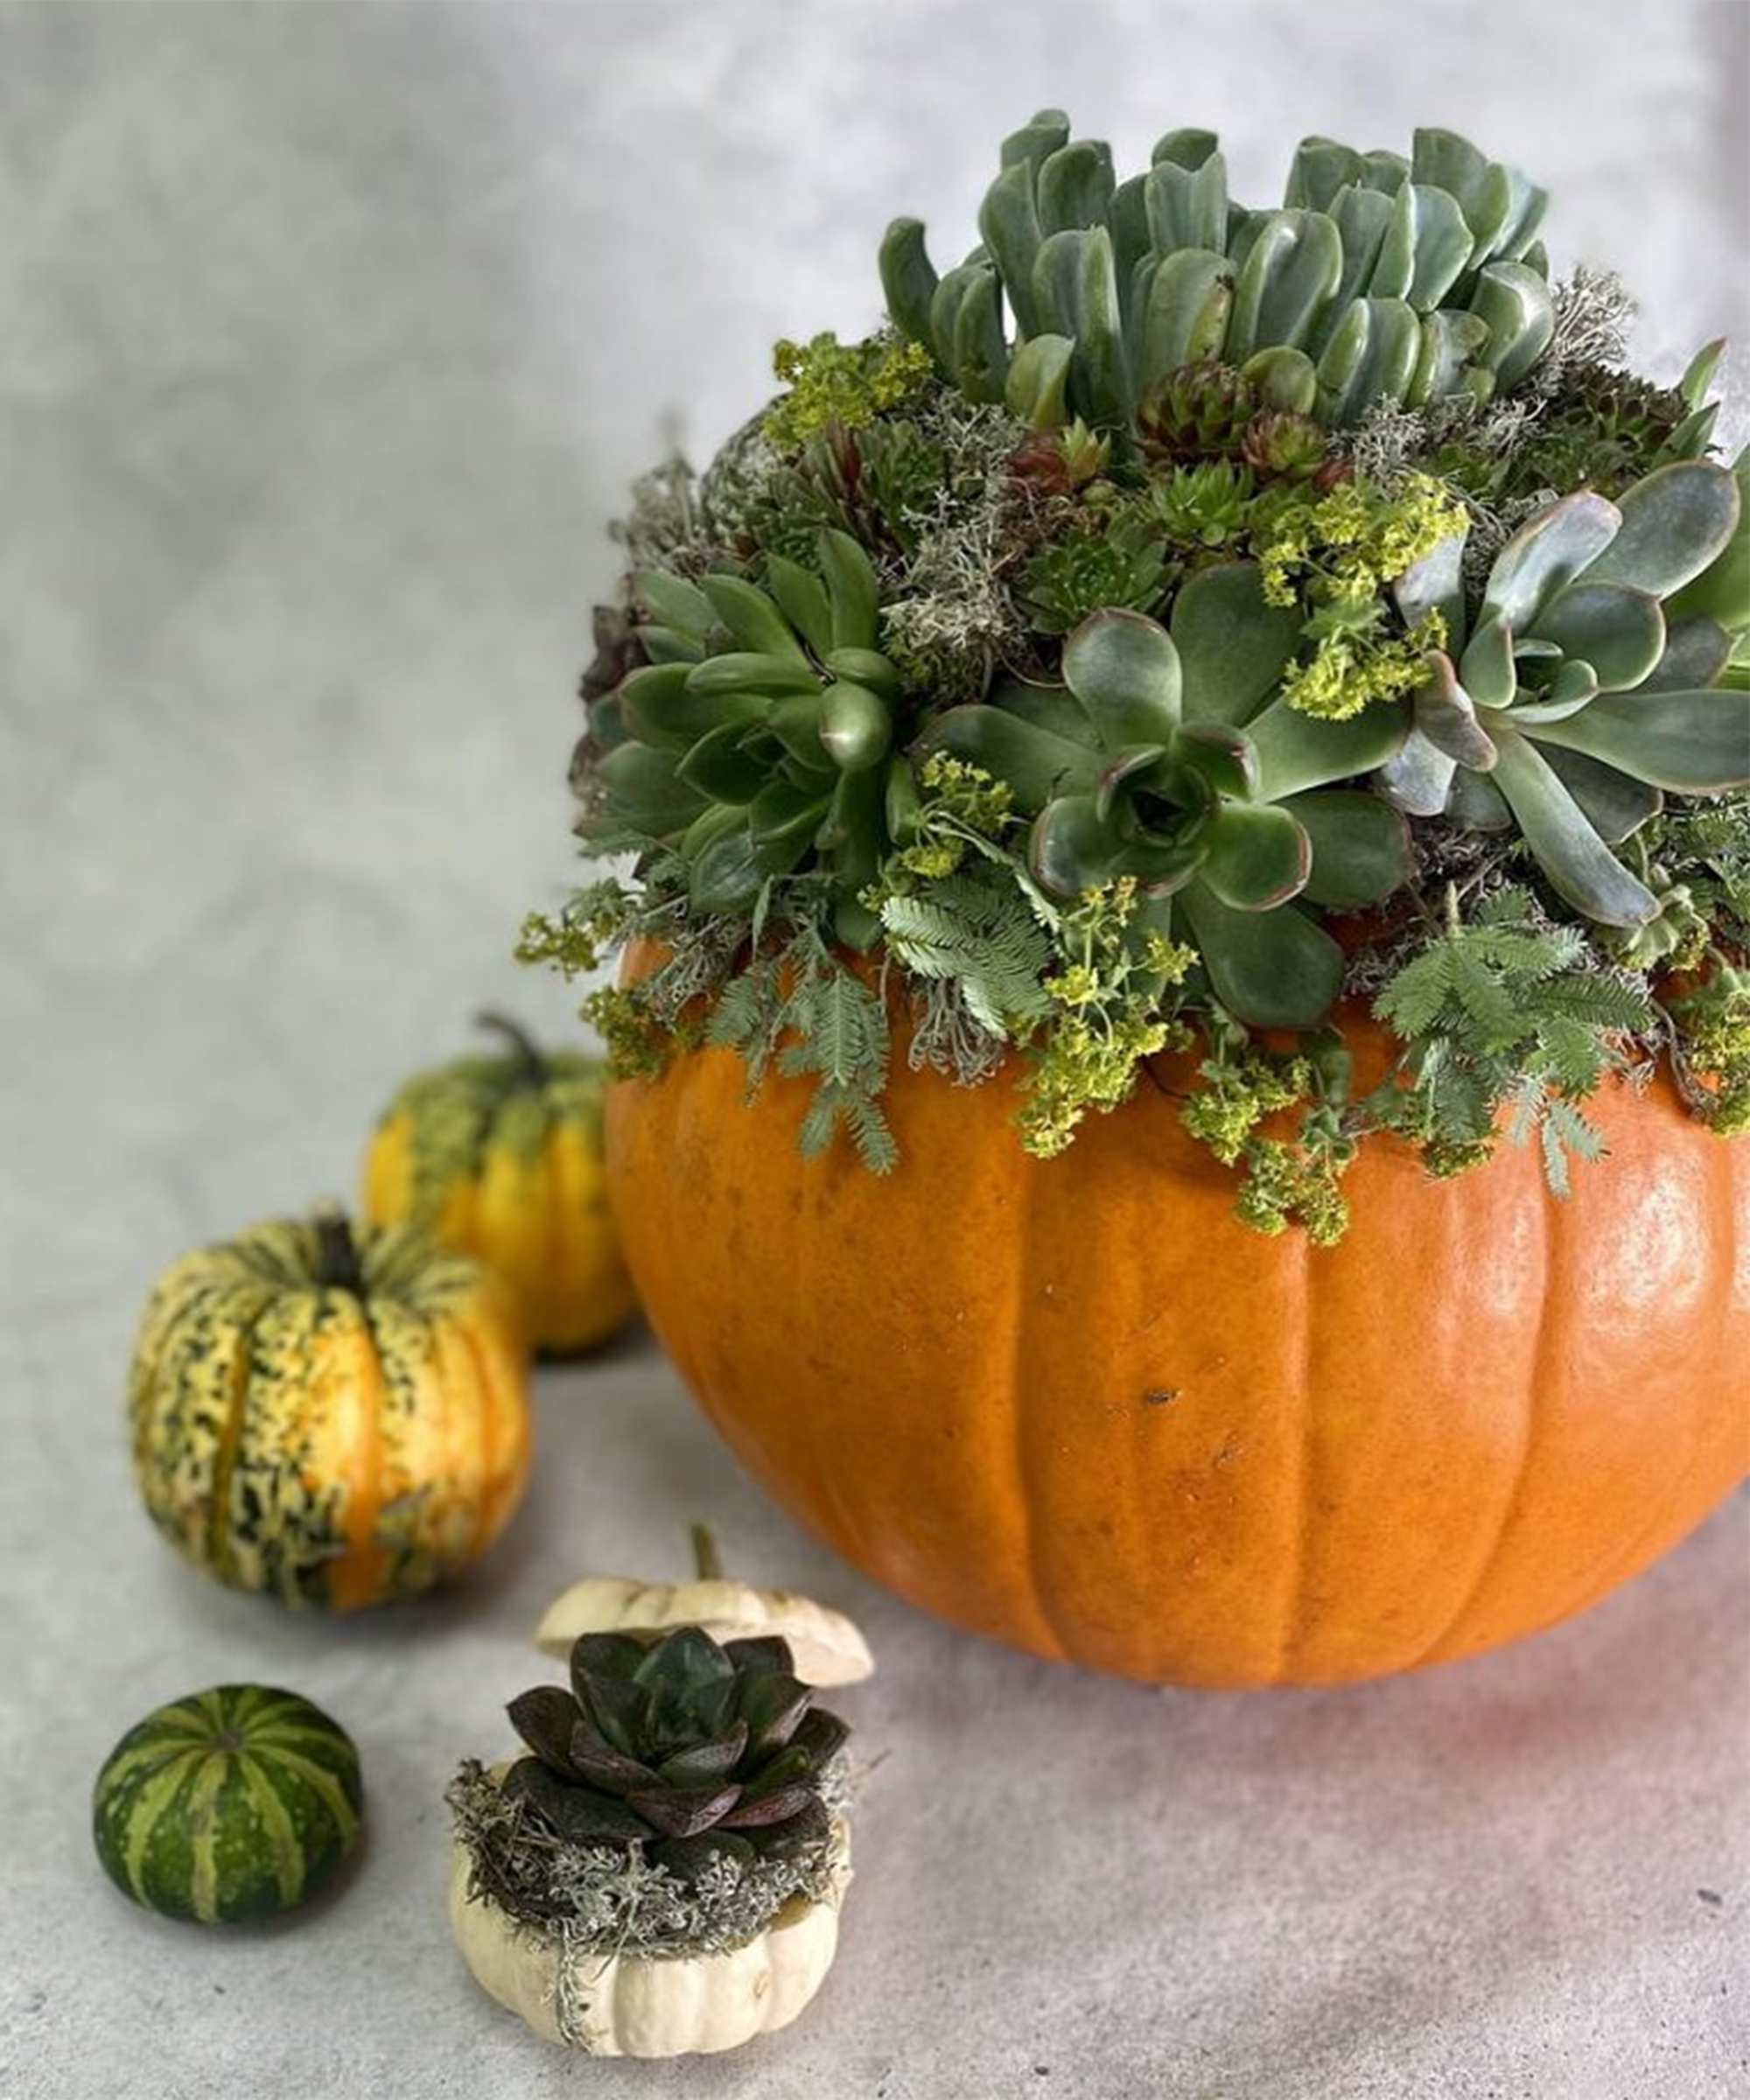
606;1000;1749;1688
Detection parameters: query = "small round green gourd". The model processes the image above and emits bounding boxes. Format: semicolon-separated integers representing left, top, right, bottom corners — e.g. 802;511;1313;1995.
93;1685;363;1924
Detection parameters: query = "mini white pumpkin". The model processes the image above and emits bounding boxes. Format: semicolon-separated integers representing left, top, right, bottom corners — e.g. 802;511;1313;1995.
533;1527;875;1688
449;1768;851;2057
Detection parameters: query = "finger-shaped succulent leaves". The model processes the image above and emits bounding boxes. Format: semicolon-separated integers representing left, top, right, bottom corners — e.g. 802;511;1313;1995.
502;1626;850;1875
883;117;1553;433
1378;461;1750;926
581;530;911;944
925;575;1411;1027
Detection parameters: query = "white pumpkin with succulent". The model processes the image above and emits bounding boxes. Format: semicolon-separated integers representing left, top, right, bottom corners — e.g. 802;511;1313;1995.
448;1542;869;2058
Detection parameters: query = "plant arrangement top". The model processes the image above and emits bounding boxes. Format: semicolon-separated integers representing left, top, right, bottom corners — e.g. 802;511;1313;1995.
531;117;1750;1240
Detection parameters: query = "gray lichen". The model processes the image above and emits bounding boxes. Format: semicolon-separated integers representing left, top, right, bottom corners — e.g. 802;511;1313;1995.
447;1757;850;1965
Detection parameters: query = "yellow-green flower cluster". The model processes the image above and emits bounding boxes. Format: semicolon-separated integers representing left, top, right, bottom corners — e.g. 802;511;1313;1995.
582;986;685;1082
1256;473;1466;607
1179;1052;1312;1164
1018;881;1194;1158
1673;973;1750;1136
1256;472;1466;720
764;331;934;448
1278;605;1447;722
1233;1138;1351;1245
892;754;1016;879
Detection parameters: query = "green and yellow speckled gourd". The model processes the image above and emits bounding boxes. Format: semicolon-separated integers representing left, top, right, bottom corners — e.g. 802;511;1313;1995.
129;1211;531;1609
93;1685;363;1924
363;1013;638;1355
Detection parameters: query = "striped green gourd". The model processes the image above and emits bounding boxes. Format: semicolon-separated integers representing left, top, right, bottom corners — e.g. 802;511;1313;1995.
93;1685;363;1924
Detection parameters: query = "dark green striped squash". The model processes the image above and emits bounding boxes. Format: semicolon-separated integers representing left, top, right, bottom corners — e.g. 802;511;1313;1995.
93;1685;363;1924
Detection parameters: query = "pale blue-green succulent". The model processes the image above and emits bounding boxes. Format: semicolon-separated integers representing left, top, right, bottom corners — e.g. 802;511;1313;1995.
881;116;1553;437
1379;458;1750;925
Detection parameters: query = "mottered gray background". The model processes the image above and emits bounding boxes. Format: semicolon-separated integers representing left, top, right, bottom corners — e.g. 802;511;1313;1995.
2;3;1746;2096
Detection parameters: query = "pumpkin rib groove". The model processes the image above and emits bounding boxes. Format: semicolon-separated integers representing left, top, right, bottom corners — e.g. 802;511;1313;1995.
1420;1173;1563;1668
452;1310;509;1562
1270;1230;1316;1684
203;1298;276;1586
1005;1145;1071;1663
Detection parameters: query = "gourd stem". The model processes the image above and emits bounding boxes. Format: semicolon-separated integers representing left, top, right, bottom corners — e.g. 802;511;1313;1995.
475;1011;548;1085
312;1206;367;1295
690;1522;723;1582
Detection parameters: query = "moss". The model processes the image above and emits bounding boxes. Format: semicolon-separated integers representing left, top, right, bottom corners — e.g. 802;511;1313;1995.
447;1757;849;1965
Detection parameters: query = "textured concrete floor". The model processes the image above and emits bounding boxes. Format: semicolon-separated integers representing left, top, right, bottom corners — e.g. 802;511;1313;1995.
3;4;1748;2095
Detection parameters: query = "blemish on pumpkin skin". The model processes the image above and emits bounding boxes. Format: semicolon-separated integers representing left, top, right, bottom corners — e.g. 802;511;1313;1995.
1143;1388;1181;1408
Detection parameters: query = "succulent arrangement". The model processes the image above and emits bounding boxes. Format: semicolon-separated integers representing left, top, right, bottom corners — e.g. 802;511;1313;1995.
532;116;1750;1240
450;1627;850;1958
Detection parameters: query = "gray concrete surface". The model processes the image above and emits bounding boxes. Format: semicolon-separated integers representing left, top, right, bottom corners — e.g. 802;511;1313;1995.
2;4;1746;2095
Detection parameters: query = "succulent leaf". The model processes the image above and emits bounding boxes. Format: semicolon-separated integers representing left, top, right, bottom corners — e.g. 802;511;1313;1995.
1539;746;1662;844
1532;584;1665;694
1283;790;1413;908
1480;491;1621;631
1529;689;1750;794
508;1687;589;1779
1246;694;1409;797
1198;802;1312;909
1171;562;1301;724
701;574;809;663
1180;886;1346;1029
928;706;1103;811
1579;460;1740;598
1062;608;1184;738
1488;728;1658;925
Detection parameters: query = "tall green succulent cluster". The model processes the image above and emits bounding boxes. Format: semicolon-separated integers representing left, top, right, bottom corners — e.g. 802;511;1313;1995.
881;116;1554;437
543;111;1750;1238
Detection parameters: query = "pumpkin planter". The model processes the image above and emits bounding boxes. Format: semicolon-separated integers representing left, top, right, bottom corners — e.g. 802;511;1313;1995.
448;1621;859;2056
448;1782;850;2056
606;1019;1748;1686
539;115;1750;1687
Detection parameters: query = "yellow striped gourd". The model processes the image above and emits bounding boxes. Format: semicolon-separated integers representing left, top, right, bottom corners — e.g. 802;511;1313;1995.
363;1015;637;1355
130;1212;530;1609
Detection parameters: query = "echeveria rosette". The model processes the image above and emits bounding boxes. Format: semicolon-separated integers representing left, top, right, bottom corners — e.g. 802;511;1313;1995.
581;529;911;945
881;118;1553;440
503;1627;849;1884
1379;458;1750;925
924;562;1413;1027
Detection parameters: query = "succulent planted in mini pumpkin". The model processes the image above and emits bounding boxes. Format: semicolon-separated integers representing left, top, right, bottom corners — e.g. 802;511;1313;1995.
924;568;1411;1026
501;1628;850;1884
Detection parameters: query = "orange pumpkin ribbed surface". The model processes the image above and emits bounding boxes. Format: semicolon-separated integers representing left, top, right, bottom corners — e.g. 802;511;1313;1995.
605;1004;1750;1687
